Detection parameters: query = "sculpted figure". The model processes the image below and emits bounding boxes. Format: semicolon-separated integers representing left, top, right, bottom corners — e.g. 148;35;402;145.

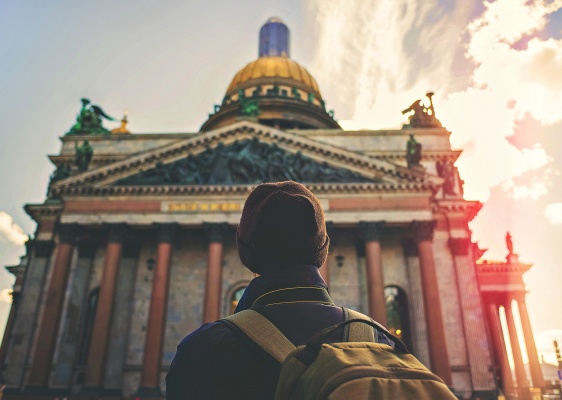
74;140;93;172
68;98;116;135
50;164;71;182
506;232;514;255
406;134;422;168
401;93;442;128
436;160;457;196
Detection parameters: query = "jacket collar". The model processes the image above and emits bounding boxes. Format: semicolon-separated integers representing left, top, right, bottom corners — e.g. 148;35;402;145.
234;265;327;313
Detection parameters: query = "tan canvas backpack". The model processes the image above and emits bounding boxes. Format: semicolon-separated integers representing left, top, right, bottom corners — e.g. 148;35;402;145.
225;308;458;400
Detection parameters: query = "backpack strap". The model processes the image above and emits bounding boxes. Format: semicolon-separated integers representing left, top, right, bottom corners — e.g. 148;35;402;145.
345;308;376;343
224;309;296;363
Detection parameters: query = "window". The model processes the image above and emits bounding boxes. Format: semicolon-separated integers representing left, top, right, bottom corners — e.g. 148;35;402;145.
384;286;412;349
230;286;247;315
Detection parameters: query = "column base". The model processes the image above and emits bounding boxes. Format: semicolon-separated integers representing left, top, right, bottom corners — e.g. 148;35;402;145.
135;386;164;399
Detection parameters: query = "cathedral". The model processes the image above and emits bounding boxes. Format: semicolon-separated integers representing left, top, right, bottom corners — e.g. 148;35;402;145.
0;18;546;400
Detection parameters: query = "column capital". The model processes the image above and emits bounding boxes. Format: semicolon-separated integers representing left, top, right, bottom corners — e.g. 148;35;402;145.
358;221;385;242
34;240;55;257
155;223;179;243
204;222;229;244
107;223;128;243
448;237;470;256
57;224;79;244
410;220;436;243
401;238;418;257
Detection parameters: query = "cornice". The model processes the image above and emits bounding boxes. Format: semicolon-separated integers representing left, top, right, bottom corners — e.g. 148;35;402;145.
53;181;437;198
434;199;482;221
24;202;63;222
476;261;532;274
49;122;444;196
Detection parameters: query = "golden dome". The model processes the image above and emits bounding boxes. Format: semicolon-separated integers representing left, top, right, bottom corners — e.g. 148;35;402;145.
226;57;322;99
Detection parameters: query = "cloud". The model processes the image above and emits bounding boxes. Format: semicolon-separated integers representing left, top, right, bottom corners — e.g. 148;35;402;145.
0;211;28;246
0;289;12;304
545;202;562;224
307;0;562;201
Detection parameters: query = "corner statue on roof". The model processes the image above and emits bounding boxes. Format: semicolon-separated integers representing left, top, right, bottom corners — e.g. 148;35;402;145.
402;92;442;129
67;98;116;135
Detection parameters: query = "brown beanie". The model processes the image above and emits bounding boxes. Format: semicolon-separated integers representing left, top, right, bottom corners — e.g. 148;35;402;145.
237;181;330;274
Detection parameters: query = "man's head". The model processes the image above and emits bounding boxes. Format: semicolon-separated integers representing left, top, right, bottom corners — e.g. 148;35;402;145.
237;181;329;274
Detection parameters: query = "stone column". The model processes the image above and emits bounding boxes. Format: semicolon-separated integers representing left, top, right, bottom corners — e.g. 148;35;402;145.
139;223;178;395
83;224;127;390
202;223;229;323
318;222;333;287
411;220;452;386
27;224;78;388
486;300;515;397
359;221;386;326
516;295;544;388
504;301;529;389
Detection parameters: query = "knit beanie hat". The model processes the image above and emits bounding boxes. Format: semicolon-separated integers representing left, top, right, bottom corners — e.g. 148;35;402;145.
237;181;330;274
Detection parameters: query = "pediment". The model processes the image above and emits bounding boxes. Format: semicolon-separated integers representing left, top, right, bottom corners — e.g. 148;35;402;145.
49;121;443;196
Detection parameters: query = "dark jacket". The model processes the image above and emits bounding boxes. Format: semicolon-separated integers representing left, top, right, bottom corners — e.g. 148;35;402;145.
166;265;390;400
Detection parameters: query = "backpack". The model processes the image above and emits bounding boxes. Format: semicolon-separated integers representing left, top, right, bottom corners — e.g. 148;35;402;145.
223;308;457;400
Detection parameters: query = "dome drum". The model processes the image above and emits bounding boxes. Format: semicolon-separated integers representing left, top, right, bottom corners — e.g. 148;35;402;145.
201;97;340;131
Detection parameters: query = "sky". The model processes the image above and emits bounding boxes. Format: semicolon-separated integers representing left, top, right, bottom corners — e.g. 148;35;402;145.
1;0;561;365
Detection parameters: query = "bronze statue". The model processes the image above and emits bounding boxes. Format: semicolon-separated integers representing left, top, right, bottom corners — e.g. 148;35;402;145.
238;97;261;117
406;134;422;168
402;92;442;128
50;164;71;182
506;232;514;255
436;159;457;196
74;140;93;172
68;98;116;135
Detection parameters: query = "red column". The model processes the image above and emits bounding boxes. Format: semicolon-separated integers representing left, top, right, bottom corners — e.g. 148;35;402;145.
139;223;178;395
486;301;515;396
504;300;529;389
28;224;78;387
411;220;452;386
202;223;229;323
359;221;386;326
84;224;126;389
516;295;545;388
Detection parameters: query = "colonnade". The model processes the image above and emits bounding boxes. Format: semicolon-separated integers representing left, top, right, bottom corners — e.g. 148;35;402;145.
485;294;544;396
24;218;454;394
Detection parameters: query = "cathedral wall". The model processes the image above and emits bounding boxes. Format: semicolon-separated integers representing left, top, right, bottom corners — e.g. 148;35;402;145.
221;232;252;317
105;254;138;389
60;136;192;156
51;250;93;387
329;229;362;311
433;231;471;395
162;232;208;364
4;248;54;386
405;253;431;367
298;130;452;153
123;243;156;396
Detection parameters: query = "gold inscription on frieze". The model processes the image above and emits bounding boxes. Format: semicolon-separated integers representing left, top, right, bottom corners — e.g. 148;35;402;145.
166;202;241;212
